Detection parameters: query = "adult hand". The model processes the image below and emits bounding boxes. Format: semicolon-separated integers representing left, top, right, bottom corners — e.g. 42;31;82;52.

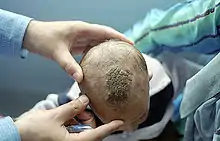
15;95;123;141
23;21;133;82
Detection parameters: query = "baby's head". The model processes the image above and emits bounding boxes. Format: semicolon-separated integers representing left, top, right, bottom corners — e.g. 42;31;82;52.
79;40;150;131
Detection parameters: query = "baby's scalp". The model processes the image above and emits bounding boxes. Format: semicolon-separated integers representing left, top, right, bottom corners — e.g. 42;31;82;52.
79;40;150;130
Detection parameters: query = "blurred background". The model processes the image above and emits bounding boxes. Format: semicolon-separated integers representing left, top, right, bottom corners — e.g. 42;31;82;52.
0;0;183;117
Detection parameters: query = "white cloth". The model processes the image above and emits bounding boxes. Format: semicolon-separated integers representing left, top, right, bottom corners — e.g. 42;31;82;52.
142;54;171;96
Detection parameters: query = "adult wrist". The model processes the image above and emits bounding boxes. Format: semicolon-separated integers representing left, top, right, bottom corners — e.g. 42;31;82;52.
22;20;42;53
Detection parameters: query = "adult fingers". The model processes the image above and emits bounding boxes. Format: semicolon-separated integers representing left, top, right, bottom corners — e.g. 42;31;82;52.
87;23;133;45
51;95;89;123
53;46;83;82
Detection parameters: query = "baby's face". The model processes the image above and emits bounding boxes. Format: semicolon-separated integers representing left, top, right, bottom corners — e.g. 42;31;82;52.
79;41;150;131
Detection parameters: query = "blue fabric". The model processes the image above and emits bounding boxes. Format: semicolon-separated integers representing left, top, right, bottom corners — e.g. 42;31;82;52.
124;0;220;56
180;53;220;141
0;9;31;58
0;9;32;141
123;0;220;140
172;93;183;122
180;53;220;118
184;92;220;141
0;117;21;141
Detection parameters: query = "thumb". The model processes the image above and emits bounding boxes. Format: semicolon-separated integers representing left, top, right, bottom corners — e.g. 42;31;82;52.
53;47;83;82
51;95;89;123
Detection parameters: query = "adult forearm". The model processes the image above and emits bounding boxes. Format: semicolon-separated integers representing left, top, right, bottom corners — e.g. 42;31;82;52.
0;117;21;141
0;9;31;58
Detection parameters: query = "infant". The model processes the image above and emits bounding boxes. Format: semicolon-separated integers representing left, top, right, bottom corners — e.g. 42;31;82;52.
78;40;150;131
20;40;178;140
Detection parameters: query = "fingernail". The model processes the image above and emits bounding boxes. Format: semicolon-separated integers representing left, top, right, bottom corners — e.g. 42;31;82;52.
78;95;89;104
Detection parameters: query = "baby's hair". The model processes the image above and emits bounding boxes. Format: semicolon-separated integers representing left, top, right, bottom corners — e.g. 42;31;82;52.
105;67;132;106
79;40;148;108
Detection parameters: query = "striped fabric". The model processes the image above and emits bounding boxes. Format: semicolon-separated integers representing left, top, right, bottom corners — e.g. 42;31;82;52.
124;0;220;56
